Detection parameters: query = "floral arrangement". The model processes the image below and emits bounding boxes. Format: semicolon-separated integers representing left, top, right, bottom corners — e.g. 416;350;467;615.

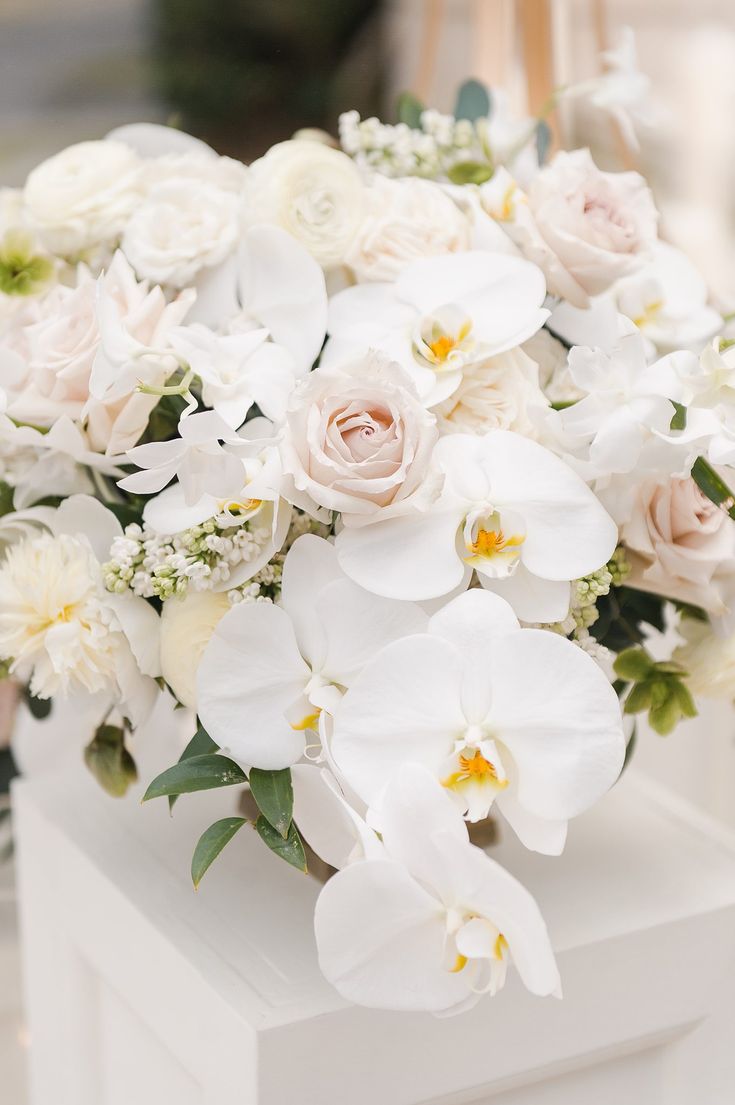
1;67;734;1016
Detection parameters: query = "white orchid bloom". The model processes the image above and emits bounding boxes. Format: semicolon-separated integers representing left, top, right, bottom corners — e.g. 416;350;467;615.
336;428;617;623
185;224;328;373
559;331;695;479
167;322;296;428
330;588;625;852
314;763;561;1014
615;242;722;354
196;535;427;769
323;250;549;408
118;409;247;505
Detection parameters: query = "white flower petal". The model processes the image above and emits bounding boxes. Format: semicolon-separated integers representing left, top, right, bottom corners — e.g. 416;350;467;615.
291;765;380;869
480;566;572;625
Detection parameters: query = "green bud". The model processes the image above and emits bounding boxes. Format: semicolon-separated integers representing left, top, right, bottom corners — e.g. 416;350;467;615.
84;723;138;797
614;647;654;683
0;230;54;296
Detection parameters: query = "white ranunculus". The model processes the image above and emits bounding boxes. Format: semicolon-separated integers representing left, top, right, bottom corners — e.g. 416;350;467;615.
314;763;561;1013
345;175;471;282
122;172;242;288
160;589;231;709
0;496;159;724
622;475;735;616
196;534;427;769
331;589;625;850
434;346;548;437
243;140;366;268
672;617;735;700
324;249;549;409
335;428;618;621
280;353;438;521
23;141;142;255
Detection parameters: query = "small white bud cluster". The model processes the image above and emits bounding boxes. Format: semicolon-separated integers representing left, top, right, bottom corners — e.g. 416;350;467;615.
103;516;271;601
227;559;283;606
338;109;488;180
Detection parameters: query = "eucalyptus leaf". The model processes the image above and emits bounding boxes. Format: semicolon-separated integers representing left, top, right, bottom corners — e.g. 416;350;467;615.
191;816;246;888
396;91;424;129
691;456;735;520
613;648;653;683
536;119;552;165
255;816;307;873
249;767;293;839
169;725;219;812
84;724;138;798
143;753;246;802
669;401;687;431
454;78;491;122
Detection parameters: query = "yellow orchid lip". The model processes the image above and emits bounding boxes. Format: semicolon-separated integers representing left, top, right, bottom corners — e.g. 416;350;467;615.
290;708;321;732
466;526;524;560
442;748;509;791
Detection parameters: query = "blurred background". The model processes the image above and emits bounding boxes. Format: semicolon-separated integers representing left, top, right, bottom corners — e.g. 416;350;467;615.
2;1;735;1099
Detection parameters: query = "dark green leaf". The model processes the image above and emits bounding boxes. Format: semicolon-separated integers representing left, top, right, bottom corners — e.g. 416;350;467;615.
191;816;246;888
0;481;14;518
669;401;687;431
613;647;653;682
536;119;552;165
255;816;307;873
447;160;494;185
396;91;424;129
169;725;219;811
454;78;491;122
143;753;246;802
24;688;52;720
249;767;293;838
84;724;138;798
691;456;735;520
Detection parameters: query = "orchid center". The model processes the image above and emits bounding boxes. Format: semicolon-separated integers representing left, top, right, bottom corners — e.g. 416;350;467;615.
632;298;663;331
413;304;475;373
443;909;510;995
441;736;509;822
463;510;525;577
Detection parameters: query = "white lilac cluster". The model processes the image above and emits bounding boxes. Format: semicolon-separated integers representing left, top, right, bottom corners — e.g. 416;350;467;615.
339;108;489;179
2;48;735;1019
103;517;272;600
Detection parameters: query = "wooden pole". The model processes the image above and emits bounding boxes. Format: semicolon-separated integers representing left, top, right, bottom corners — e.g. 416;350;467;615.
413;0;446;102
517;0;559;144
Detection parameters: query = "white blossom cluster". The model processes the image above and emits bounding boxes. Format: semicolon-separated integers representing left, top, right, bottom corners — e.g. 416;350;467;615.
338;108;488;179
103;517;271;600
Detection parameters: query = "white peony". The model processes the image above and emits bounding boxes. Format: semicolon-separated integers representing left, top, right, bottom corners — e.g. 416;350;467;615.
345;175;470;282
23;140;142;255
672;617;735;700
160;589;231;709
243;140;366;268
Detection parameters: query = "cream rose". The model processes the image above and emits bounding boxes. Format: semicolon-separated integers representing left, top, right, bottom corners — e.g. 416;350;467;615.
345;176;470;282
281;353;438;520
23;140;142;255
160;589;231;709
623;475;735;614
244;140;365;268
672;617;735;700
484;153;658;308
121;168;243;288
434;346;548;437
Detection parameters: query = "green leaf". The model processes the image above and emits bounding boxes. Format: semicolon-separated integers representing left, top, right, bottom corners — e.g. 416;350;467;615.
24;688;52;720
255;816;307;873
84;724;138;798
624;681;653;715
671;679;698;719
691;456;735;520
536;119;552;165
613;648;654;682
191;816;246;888
447;160;494;185
670;401;687;431
649;696;681;736
396;91;424;129
0;481;14;518
454;78;491;122
169;725;219;812
248;767;293;839
143;753;246;802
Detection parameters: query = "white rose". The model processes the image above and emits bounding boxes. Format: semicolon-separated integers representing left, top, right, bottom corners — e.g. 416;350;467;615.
434;346;548;437
484;153;658;308
23;141;142;255
523;327;583;405
623;475;735;615
160;589;231;709
281;353;438;521
345;176;470;282
244;140;365;268
121;165;243;288
672;617;735;700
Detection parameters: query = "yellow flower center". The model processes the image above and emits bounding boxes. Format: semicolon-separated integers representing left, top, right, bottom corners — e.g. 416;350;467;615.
468;527;524;559
632;300;663;330
290;708;321;732
443;748;509;790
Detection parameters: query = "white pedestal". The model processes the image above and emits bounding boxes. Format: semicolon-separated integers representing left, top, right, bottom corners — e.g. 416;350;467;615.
12;763;735;1105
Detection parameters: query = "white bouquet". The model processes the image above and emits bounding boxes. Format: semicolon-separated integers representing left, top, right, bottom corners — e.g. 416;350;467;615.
1;74;733;1015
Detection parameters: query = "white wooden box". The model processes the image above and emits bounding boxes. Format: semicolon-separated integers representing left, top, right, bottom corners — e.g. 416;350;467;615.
12;747;735;1105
